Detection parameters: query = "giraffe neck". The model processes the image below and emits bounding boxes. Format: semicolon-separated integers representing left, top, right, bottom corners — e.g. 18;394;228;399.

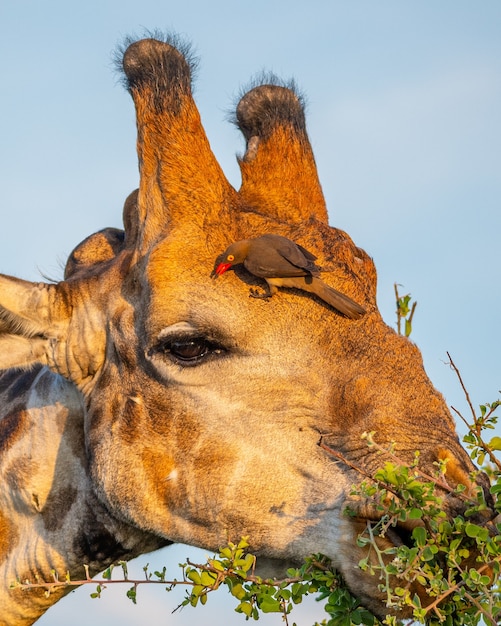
0;367;166;626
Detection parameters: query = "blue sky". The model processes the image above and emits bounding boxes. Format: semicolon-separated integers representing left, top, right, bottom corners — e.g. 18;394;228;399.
1;1;500;624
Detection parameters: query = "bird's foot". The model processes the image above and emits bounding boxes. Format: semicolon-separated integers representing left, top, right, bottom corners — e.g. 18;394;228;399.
249;287;271;300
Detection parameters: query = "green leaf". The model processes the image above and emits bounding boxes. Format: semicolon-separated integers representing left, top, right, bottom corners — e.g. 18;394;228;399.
192;584;204;597
260;597;282;613
154;567;166;581
101;567;113;580
200;571;217;587
488;436;501;451
208;559;225;572
241;553;255;572
118;561;129;580
422;545;438;561
126;586;137;604
230;583;246;600
412;526;427;547
409;508;423;519
186;569;201;584
236;601;253;617
465;523;482;538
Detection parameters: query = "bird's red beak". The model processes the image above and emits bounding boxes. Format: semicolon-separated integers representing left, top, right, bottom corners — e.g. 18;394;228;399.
214;262;232;276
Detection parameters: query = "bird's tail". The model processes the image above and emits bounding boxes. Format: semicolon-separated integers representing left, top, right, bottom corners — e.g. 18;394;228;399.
309;277;366;318
274;276;366;319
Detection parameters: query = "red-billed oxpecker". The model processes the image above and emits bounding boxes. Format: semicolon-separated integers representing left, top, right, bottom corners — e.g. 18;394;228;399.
212;234;366;319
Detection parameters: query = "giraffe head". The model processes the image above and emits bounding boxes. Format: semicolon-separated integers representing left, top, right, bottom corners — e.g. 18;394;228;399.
0;36;490;619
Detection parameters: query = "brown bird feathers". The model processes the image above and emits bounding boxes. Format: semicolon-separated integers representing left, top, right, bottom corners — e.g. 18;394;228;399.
212;234;366;319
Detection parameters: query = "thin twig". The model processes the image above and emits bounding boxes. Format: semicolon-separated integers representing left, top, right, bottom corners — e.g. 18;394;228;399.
14;577;175;592
15;559;324;595
394;283;402;336
447;352;477;422
448;353;501;473
451;404;473;433
463;591;497;626
407;301;417;333
421;556;500;623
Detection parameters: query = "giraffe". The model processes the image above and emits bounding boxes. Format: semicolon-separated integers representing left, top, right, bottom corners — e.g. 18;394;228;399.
0;35;491;625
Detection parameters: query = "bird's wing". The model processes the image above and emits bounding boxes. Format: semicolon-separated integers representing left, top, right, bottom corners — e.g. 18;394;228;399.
295;243;317;262
246;254;308;278
270;236;320;275
244;234;319;278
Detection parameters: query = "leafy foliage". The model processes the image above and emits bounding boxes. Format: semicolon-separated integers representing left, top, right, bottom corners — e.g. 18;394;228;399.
15;395;500;625
394;283;417;338
349;439;501;626
13;293;501;625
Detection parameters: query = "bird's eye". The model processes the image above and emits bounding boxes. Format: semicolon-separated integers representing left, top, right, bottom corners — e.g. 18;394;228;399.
154;336;226;367
227;254;235;261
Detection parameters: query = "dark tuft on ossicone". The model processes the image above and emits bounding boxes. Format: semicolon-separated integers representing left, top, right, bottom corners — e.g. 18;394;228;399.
234;75;307;141
114;31;199;114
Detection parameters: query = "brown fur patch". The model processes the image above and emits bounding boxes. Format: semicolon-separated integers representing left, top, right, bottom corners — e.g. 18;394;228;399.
0;508;19;565
0;367;42;403
0;406;29;453
41;486;78;532
4;456;37;491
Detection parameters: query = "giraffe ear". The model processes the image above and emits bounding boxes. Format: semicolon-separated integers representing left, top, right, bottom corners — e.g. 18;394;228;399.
0;275;67;371
0;333;50;370
0;272;112;384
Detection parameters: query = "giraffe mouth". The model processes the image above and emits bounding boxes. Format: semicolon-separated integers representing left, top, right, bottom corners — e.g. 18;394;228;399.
376;520;415;548
352;514;418;549
346;497;423;552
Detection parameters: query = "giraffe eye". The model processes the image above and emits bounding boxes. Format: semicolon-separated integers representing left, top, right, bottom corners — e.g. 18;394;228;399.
169;339;215;361
152;335;227;367
149;323;232;372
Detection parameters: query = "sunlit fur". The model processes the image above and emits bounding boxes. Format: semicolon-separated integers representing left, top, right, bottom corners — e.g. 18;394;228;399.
0;36;490;624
